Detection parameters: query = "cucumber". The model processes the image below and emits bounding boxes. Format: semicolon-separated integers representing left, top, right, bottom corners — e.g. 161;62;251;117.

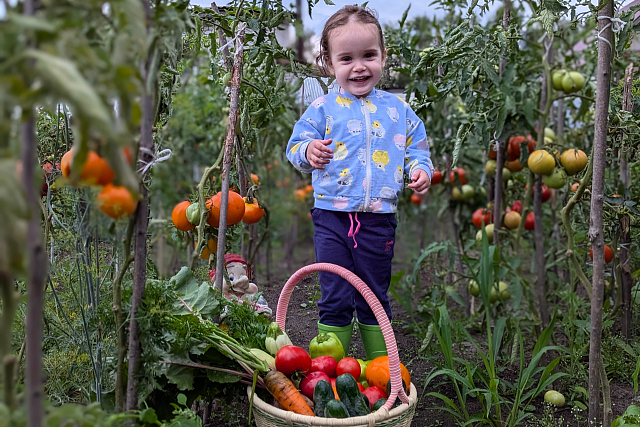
372;398;387;411
324;399;350;418
313;380;334;417
335;373;370;417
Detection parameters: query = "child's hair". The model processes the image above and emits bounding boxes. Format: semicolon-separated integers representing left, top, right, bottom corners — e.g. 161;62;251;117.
315;5;385;76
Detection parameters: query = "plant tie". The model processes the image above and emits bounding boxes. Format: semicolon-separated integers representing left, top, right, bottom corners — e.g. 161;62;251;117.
596;15;626;50
137;147;173;175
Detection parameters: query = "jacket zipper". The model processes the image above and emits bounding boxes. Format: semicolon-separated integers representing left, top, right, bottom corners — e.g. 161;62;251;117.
360;98;372;210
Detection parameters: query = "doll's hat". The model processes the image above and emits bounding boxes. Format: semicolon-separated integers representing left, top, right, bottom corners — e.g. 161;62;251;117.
224;253;247;266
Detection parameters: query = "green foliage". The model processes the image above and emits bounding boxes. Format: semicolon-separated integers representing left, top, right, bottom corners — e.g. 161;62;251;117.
423;233;566;427
611;405;640;427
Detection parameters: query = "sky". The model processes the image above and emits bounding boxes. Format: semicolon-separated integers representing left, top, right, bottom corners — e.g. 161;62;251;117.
193;1;452;36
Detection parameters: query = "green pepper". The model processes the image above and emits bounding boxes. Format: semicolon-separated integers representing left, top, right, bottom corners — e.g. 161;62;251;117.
309;332;345;362
356;358;369;382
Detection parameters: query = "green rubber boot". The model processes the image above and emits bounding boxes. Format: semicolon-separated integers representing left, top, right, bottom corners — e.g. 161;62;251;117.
318;321;354;356
358;321;388;360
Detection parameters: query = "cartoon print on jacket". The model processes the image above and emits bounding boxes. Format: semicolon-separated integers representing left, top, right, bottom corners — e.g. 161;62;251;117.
334;141;348;160
380;187;397;199
363;100;377;113
393;134;406;151
319;171;331;186
348;119;363;136
312;97;326;108
372;150;389;172
337;168;353;186
336;95;353;108
306;118;318;128
371;121;385;138
325;115;334;135
357;148;366;166
333;196;349;209
386;107;399;122
286;89;434;213
394;165;403;184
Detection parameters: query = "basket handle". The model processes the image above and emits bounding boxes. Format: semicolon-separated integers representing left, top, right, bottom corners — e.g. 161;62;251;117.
275;262;410;411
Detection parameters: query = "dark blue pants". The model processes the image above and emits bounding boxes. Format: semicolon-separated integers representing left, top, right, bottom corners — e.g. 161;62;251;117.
311;208;396;326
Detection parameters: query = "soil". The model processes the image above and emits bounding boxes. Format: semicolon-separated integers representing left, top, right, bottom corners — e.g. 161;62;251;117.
207;237;638;426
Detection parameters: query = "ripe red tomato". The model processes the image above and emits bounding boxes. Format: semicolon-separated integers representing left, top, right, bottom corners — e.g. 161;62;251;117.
299;371;331;399
431;170;443;184
275;345;311;376
510;200;523;214
449;168;467;185
362;386;388;409
336;357;361;380
507;136;536;161
525;212;535;231
410;193;422;205
590;245;614;264
525;184;552;203
472;208;493;229
310;356;338;378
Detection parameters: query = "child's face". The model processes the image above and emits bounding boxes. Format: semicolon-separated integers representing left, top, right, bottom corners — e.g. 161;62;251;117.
327;22;385;98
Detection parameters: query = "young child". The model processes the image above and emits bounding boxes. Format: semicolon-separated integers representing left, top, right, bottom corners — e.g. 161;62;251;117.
286;5;434;360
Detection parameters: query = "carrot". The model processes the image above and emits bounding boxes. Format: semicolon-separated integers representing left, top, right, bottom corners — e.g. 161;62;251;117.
264;370;315;417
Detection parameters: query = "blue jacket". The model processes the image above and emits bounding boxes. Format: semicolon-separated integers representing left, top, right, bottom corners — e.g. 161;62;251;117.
286;88;434;213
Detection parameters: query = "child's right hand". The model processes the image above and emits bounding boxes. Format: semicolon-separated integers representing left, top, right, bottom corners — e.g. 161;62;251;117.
306;139;333;169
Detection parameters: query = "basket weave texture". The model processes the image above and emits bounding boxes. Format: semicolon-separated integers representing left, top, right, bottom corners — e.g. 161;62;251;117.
249;263;418;427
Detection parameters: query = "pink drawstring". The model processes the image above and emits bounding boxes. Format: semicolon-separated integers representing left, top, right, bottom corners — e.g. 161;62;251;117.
348;212;361;248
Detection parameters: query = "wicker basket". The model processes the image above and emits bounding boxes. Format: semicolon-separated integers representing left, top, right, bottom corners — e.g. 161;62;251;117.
248;263;418;427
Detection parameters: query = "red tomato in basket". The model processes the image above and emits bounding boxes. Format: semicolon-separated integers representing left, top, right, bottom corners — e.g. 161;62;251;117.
310;356;338;378
362;386;388;409
336;357;361;381
275;345;311;376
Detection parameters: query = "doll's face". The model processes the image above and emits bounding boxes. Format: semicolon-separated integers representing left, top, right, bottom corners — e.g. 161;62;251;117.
226;262;248;286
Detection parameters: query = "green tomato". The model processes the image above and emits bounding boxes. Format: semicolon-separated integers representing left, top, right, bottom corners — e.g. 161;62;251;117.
484;160;497;177
542;167;568;189
489;281;510;303
468;280;480;297
501;167;512;181
475;223;494;244
309;332;345;362
544;127;555;141
186;202;200;225
461;184;475;200
562;71;585;93
552;69;567;91
544;390;565;407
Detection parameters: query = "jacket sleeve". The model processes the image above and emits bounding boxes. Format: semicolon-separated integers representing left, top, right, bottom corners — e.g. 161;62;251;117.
404;107;434;180
286;103;327;174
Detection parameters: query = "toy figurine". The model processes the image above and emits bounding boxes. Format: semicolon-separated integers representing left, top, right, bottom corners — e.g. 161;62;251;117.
209;253;272;317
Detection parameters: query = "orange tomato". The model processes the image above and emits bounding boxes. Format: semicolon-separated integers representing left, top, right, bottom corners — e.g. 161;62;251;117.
250;173;259;185
242;197;265;224
96;185;137;219
172;201;195;231
304;184;314;194
206;191;246;227
294;189;307;200
449;168;467;185
365;356;411;394
410;193;422;205
196;238;218;259
61;149;114;186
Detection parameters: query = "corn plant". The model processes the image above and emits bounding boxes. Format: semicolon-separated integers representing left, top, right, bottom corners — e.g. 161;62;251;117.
425;226;566;427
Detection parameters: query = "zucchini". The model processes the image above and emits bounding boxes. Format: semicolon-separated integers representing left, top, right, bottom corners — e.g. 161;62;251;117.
313;380;334;417
324;399;350;418
335;374;370;417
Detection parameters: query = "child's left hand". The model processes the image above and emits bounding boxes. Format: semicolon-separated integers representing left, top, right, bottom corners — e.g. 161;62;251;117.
408;169;431;195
